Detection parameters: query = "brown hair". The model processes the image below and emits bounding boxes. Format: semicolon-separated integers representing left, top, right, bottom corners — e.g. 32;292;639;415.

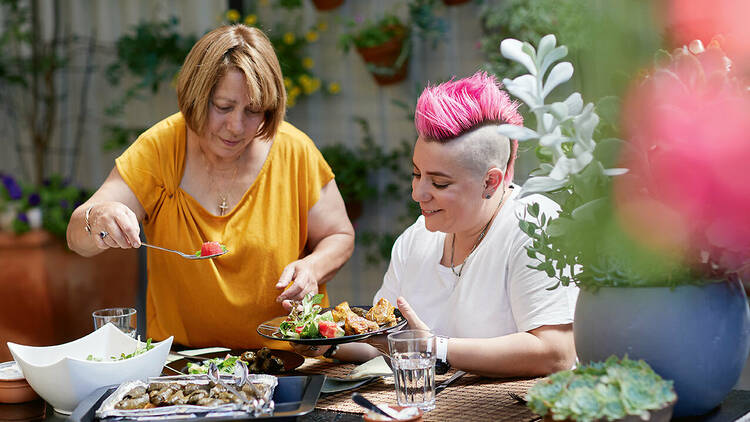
177;24;286;140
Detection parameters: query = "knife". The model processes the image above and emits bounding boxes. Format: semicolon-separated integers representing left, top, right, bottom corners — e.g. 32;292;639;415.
435;370;466;395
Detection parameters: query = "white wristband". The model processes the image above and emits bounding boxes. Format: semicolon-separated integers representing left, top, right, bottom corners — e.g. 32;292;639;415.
436;335;449;362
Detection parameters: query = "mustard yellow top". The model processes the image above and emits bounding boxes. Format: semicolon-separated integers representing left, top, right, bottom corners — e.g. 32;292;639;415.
116;112;333;349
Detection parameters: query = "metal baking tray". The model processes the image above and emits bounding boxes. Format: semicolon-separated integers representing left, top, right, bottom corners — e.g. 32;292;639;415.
68;375;324;421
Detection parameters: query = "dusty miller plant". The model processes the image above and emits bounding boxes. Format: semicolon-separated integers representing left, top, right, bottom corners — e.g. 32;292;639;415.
495;34;660;290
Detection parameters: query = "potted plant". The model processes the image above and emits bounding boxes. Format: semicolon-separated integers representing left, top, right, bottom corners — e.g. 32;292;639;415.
318;143;376;222
318;118;397;221
526;356;677;422
319;117;416;268
339;14;411;85
496;34;750;417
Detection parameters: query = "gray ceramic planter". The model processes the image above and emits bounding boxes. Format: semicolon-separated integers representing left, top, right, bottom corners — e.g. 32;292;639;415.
574;278;750;417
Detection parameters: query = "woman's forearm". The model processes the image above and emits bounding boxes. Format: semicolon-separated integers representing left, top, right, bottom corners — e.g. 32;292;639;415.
332;342;381;363
447;326;576;377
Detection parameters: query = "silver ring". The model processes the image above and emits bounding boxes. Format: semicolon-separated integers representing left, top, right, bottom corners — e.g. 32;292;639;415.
99;231;108;239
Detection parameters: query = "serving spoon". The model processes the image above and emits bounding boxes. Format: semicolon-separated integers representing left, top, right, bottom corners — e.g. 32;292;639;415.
206;362;255;408
141;242;227;260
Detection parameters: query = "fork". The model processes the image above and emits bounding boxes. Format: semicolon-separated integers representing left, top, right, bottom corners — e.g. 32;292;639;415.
508;391;527;405
141;242;227;260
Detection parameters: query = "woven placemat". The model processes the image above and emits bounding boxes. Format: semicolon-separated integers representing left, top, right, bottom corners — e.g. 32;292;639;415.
296;358;541;422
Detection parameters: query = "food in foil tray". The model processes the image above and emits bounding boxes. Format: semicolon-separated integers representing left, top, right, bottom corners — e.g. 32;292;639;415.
96;374;277;419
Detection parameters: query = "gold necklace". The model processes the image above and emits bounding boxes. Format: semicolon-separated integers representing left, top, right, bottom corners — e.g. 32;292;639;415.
450;186;507;278
216;166;238;216
200;147;240;216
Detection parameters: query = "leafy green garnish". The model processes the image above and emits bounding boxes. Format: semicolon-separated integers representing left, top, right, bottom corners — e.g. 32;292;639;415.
526;356;676;422
278;293;330;339
187;355;242;374
86;338;155;361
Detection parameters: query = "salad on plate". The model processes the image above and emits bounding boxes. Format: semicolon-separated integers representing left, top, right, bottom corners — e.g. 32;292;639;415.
279;293;345;340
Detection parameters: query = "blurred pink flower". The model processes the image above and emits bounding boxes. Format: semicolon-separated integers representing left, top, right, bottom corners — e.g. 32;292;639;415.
665;0;750;68
616;41;750;274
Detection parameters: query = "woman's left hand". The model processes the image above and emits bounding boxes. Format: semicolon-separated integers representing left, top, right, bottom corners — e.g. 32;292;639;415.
396;297;430;331
364;297;430;355
275;259;319;311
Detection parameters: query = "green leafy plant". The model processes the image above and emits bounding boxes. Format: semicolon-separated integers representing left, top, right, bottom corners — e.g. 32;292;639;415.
338;1;446;83
497;34;636;290
497;34;747;290
338;0;448;51
320;117;416;265
0;173;91;238
479;0;567;81
526;356;676;422
320;118;389;205
338;14;409;52
105;17;196;117
103;17;196;151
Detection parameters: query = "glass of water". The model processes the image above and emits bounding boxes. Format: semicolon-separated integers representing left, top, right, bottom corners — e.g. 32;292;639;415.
92;307;137;338
387;329;436;411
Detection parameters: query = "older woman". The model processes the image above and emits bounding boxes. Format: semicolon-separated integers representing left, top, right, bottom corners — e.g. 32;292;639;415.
66;24;354;349
310;73;577;377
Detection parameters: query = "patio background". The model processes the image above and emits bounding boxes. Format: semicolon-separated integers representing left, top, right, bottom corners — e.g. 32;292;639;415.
0;0;539;306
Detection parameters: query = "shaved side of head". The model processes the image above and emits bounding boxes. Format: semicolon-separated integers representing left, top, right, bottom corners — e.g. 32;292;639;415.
447;125;511;179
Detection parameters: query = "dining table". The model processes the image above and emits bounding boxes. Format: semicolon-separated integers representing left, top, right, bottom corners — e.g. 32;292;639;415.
1;354;749;422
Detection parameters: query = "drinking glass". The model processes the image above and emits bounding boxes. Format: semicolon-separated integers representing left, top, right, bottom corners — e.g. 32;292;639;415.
92;307;137;338
387;330;436;411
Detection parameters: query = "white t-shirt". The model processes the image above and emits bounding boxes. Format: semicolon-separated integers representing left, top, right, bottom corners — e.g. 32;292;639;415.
374;186;578;338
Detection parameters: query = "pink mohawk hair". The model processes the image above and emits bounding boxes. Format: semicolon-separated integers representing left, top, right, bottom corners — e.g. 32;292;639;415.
415;72;523;184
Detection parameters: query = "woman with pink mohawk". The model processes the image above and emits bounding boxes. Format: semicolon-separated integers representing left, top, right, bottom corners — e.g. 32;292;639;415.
306;72;578;377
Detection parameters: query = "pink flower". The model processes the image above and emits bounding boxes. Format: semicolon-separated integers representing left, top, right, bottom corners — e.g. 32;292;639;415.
616;42;750;273
666;0;750;69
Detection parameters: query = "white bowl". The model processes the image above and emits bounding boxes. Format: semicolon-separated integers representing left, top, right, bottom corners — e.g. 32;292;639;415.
7;323;173;414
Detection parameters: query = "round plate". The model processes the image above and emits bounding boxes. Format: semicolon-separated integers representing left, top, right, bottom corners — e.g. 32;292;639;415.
256;305;407;345
162;348;304;376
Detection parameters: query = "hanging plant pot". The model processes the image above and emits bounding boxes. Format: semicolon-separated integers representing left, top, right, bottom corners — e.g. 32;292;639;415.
311;0;344;11
574;278;750;417
442;0;472;5
356;31;410;86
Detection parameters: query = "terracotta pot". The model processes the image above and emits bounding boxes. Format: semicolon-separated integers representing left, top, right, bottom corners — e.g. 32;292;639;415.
311;0;344;11
442;0;471;5
0;378;38;404
356;31;410;85
0;398;45;420
0;231;139;361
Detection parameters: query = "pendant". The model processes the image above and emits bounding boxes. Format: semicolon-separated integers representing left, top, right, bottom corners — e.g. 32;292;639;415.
218;198;228;216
